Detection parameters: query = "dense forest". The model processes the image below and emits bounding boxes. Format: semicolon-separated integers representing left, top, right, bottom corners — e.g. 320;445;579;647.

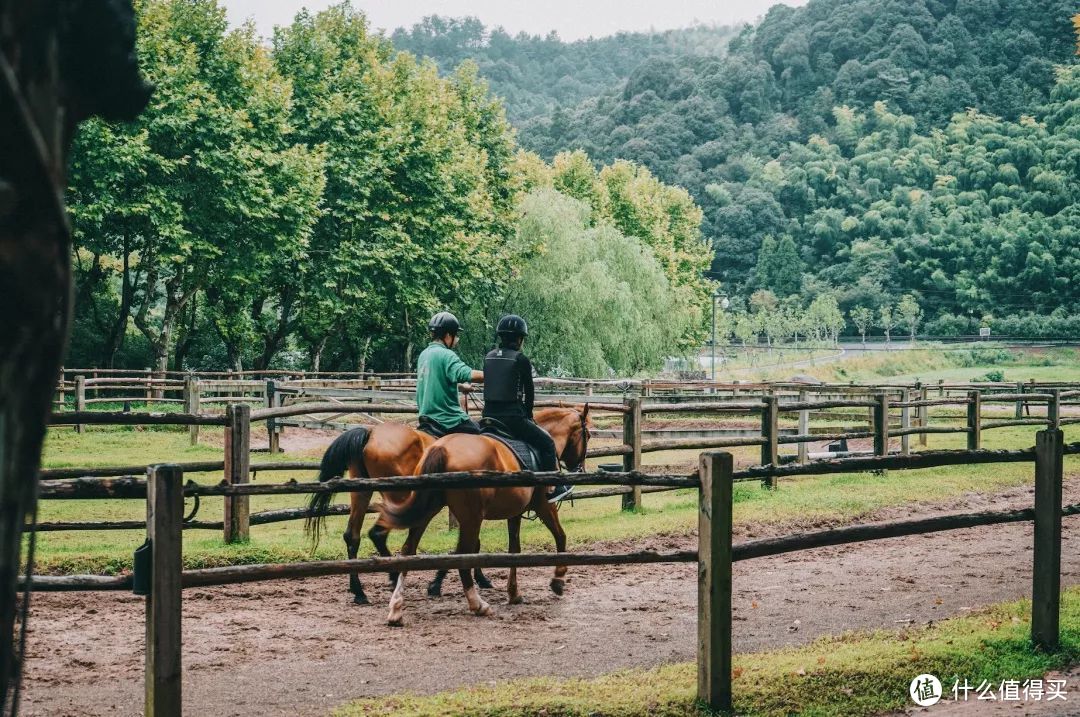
390;17;737;124
400;0;1080;333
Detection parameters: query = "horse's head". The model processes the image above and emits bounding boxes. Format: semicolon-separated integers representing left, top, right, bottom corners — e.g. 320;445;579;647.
535;404;593;471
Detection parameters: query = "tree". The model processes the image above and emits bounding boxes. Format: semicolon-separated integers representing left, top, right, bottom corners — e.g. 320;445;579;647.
850;306;874;344
479;189;696;376
879;304;898;343
274;4;517;371
897;294;923;341
755;234;803;295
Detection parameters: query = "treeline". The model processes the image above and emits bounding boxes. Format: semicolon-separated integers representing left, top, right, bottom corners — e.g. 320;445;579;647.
403;0;1080;326
66;0;712;376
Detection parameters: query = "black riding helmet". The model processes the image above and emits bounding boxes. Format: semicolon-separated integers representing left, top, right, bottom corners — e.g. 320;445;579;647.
496;314;528;338
429;311;461;336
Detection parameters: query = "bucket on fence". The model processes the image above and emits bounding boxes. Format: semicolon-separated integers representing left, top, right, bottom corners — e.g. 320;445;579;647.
132;539;151;596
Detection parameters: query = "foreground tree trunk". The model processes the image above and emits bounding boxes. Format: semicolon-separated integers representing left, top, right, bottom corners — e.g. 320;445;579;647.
0;2;148;706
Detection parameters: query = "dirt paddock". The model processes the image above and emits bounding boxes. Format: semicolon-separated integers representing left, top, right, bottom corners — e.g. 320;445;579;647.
20;482;1080;716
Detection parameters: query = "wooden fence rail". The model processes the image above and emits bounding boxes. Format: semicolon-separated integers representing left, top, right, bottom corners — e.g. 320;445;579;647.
40;377;1080;535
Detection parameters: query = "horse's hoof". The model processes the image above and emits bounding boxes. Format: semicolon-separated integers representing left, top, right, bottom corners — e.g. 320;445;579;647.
508;595;524;605
387;616;404;627
550;579;564;596
427;582;443;598
476;576;494;590
353;593;370;605
473;604;493;617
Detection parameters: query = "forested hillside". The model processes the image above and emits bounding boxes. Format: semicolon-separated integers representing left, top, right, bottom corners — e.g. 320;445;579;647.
403;1;1080;332
390;16;736;124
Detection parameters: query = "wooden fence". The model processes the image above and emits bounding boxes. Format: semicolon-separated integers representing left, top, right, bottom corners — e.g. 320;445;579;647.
42;381;1080;540
23;430;1074;715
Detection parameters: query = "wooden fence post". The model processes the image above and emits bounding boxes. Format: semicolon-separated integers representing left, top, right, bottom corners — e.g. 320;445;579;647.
1048;389;1061;430
57;366;65;405
760;395;779;489
697;451;733;713
74;374;86;434
900;388;911;456
146;464;183;717
622;397;643;511
873;392;889;457
184;376;200;446
224;403;251;543
1015;381;1025;420
918;383;929;447
797;390;809;465
145;367;153;401
266;379;280;454
966;390;981;451
1032;428;1063;651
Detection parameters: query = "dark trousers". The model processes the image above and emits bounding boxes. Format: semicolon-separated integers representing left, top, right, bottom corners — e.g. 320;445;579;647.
495;416;558;472
420;417;481;437
447;418;481;434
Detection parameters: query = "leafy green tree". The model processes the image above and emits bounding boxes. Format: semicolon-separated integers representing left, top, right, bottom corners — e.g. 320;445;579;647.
879;304;898;343
274;4;516;371
897;294;923;341
850;306;874;344
480;189;695;376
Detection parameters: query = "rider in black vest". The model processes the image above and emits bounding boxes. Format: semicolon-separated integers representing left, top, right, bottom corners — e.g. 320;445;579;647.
482;315;572;503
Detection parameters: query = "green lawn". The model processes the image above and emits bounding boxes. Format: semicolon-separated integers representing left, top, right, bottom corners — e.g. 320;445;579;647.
335;588;1080;717
30;419;1080;574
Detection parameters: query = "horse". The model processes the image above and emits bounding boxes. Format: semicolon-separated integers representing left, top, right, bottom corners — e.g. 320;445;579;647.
304;406;586;604
379;405;591;626
305;422;481;605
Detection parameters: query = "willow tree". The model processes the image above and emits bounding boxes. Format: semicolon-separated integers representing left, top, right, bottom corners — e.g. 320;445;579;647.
478;189;695;376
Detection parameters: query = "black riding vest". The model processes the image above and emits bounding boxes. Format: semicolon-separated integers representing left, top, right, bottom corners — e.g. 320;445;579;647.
483;347;522;403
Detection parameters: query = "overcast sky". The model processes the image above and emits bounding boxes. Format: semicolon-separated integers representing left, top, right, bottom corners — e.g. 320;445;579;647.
221;0;807;42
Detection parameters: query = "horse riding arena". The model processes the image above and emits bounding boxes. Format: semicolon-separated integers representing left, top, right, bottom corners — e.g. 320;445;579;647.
19;370;1080;715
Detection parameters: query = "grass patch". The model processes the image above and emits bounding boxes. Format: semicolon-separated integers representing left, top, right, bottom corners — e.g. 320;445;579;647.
335;589;1080;717
723;346;1080;385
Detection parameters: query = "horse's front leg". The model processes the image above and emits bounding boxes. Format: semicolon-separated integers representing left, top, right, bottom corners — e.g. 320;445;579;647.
344;490;373;604
534;498;568;596
507;516;523;604
457;518;491;617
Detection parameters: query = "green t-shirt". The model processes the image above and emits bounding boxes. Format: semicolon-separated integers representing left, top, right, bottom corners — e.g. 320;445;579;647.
416;341;474;429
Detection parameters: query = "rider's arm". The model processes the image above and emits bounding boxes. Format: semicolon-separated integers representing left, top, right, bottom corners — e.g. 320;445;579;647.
469;369;483;382
445;352;476;386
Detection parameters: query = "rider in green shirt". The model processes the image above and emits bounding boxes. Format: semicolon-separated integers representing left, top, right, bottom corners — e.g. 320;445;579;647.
416;311;483;435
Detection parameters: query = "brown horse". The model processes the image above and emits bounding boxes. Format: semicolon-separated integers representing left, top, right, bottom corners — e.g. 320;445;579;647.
379;406;591;626
306;423;443;604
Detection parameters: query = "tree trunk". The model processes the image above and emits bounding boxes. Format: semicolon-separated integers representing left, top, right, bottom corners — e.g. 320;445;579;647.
310;335;328;373
101;234;134;367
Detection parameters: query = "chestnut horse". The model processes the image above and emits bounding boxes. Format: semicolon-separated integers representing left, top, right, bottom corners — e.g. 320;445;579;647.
305;423;446;604
379;406;591;626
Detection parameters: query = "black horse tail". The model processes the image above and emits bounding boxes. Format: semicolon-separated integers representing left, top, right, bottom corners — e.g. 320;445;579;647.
379;445;448;529
305;426;370;546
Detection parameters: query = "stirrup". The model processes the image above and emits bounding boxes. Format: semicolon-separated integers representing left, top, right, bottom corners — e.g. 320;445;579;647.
547;485;574;504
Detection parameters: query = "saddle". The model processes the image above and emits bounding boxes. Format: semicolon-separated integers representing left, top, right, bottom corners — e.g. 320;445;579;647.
478;418;541;473
417;417;447;438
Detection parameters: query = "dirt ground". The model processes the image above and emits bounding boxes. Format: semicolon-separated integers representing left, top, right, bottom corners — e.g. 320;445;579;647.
18;479;1080;717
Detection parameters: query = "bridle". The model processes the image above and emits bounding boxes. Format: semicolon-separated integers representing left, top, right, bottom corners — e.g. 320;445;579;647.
566;406;591;472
